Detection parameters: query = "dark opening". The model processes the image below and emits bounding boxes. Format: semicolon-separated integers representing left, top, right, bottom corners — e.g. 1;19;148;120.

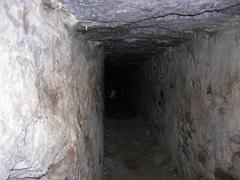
103;57;180;180
104;60;141;119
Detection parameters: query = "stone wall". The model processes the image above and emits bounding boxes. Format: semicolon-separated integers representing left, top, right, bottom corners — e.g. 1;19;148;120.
140;23;240;180
0;1;104;179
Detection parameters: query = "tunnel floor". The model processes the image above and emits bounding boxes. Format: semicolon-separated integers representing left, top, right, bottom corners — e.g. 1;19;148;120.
103;116;180;180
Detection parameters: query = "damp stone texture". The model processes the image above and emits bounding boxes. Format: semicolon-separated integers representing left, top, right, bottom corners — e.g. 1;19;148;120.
0;0;104;179
140;22;240;180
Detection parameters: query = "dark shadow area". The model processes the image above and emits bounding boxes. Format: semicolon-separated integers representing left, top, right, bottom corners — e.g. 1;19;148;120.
103;58;180;180
104;59;142;119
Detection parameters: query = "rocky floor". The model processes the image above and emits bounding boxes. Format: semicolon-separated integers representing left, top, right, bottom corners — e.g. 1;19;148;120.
103;117;180;180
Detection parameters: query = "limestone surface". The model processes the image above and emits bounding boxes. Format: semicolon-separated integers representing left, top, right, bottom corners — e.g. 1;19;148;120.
139;23;240;180
0;1;104;179
60;0;240;61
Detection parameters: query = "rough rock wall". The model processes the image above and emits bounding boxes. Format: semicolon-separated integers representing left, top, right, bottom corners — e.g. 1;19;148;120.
140;23;240;180
0;1;104;179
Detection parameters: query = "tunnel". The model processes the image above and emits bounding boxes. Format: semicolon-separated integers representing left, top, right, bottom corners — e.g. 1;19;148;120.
1;0;240;180
104;59;142;118
104;58;172;179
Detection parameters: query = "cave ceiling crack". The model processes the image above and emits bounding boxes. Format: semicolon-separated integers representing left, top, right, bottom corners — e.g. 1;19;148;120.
77;2;240;30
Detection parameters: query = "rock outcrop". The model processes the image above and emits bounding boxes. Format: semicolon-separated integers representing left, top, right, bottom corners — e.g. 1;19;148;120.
139;23;240;180
0;1;104;179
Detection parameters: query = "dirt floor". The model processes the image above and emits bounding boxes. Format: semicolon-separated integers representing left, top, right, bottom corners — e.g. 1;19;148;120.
103;117;180;180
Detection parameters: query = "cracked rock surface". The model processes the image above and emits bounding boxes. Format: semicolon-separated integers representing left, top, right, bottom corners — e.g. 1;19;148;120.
60;0;240;61
0;1;104;179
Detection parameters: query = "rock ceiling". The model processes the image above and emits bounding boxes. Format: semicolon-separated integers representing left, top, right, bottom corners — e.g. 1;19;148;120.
60;0;240;61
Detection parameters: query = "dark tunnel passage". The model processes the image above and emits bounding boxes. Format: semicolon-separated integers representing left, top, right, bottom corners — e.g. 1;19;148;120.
102;20;240;180
68;1;240;178
104;61;142;119
103;58;180;180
